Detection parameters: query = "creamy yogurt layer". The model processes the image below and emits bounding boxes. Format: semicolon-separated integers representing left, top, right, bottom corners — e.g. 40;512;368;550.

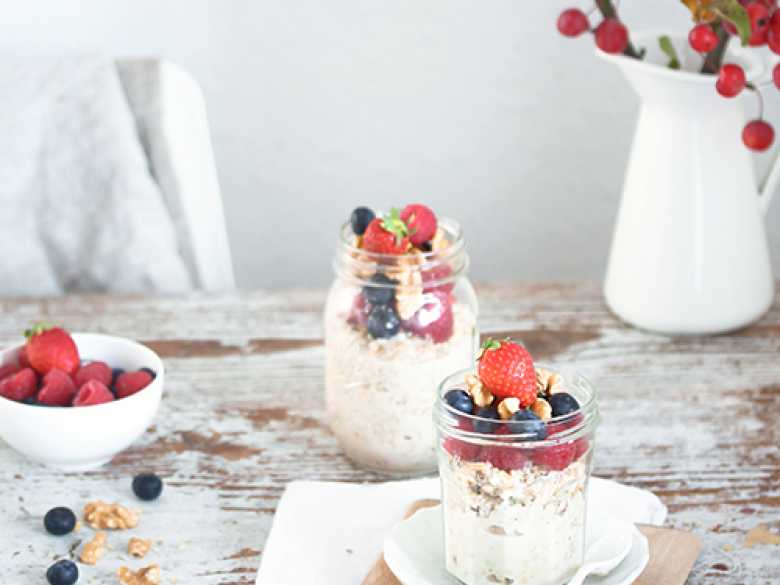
441;454;589;585
326;303;477;475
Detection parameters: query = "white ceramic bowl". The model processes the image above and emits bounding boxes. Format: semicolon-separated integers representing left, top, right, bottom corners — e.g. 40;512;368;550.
0;333;164;471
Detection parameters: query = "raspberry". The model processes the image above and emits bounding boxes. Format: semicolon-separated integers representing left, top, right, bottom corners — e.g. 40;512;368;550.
557;8;590;38
74;361;112;388
73;380;114;406
38;368;77;406
477;339;536;407
115;370;154;399
0;368;38;402
421;263;455;295
401;290;454;343
443;419;481;461
532;442;576;471
400;204;437;247
346;293;372;328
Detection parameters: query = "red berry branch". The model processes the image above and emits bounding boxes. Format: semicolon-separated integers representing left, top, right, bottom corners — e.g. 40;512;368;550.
556;0;780;151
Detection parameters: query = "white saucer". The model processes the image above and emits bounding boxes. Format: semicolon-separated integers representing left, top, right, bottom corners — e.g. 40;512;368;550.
384;505;649;585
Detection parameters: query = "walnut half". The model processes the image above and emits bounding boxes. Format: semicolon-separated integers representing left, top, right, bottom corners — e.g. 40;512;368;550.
128;537;152;559
118;564;161;585
84;501;139;530
80;531;107;565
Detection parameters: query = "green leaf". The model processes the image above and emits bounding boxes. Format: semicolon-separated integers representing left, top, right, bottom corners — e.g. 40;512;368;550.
658;36;681;70
380;208;410;246
713;0;750;46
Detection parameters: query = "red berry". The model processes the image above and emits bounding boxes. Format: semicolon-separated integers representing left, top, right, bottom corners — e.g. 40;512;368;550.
769;29;780;54
771;9;780;38
74;361;112;388
747;2;770;46
400;204;437;247
557;8;590;38
401;290;454;344
421;263;455;295
716;64;746;98
24;325;80;376
442;420;481;461
73;380;114;407
483;428;530;471
689;23;719;52
0;362;21;382
38;369;77;406
477;339;537;407
347;293;372;328
362;212;411;255
532;442;576;471
18;347;31;369
595;18;629;54
115;370;154;399
743;120;775;151
0;368;38;402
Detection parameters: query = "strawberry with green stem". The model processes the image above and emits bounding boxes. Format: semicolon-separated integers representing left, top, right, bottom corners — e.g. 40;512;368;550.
362;208;411;255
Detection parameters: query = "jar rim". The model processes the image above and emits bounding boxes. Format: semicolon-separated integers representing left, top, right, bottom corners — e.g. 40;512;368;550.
333;216;468;287
433;367;600;448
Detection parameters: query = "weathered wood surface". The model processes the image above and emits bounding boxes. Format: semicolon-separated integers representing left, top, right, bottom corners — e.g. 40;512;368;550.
1;282;779;584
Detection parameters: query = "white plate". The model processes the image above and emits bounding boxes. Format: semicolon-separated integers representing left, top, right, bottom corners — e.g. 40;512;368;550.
384;505;649;585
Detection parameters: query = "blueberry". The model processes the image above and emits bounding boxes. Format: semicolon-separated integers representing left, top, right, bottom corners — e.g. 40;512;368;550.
419;241;433;252
350;206;375;236
22;396;37;405
140;367;157;379
444;389;474;415
43;507;77;536
132;473;164;501
549;393;580;417
473;406;500;434
508;409;548;440
366;304;401;339
111;368;125;385
46;560;78;585
362;273;396;306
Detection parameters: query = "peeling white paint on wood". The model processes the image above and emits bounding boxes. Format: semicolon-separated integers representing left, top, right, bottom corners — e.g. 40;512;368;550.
0;282;779;583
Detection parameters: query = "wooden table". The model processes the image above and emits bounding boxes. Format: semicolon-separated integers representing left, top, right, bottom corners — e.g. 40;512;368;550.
1;282;778;584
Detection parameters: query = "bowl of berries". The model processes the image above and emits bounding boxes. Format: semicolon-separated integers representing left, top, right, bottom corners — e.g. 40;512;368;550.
0;324;164;471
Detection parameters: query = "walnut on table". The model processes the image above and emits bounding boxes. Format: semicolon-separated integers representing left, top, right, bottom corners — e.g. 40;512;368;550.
80;531;107;565
118;564;161;585
84;501;139;530
128;537;152;558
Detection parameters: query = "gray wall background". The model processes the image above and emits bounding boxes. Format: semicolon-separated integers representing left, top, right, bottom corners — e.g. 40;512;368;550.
4;1;780;289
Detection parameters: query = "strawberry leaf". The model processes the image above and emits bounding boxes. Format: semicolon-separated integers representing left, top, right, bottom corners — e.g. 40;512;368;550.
24;322;52;340
380;208;410;246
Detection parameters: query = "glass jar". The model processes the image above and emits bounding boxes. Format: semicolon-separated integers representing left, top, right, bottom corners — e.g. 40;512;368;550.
434;367;599;585
324;217;478;476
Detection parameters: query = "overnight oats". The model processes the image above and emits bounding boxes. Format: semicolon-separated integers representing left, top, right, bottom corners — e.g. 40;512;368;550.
325;204;478;475
434;339;599;585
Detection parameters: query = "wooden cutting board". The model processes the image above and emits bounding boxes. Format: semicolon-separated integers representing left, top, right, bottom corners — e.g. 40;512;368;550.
362;499;701;585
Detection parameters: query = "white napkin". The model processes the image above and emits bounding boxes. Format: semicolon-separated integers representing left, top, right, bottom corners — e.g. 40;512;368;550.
256;477;667;585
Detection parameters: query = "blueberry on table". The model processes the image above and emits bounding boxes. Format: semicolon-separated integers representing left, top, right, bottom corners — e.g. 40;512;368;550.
473;406;500;434
549;393;580;417
444;389;474;415
350;206;375;236
367;304;401;340
43;507;77;536
508;409;548;440
46;559;78;585
132;473;164;501
362;273;396;306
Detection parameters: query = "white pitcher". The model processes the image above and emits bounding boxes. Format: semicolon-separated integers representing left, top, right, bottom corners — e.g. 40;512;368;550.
598;32;779;335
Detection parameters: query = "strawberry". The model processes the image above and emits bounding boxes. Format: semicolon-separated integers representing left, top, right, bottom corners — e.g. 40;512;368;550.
400;204;437;247
401;290;454;343
73;380;114;407
422;263;455;295
362;209;411;255
74;361;112;388
38;368;78;406
0;368;38;402
477;339;536;407
18;346;31;369
24;324;80;376
0;362;21;382
115;370;154;399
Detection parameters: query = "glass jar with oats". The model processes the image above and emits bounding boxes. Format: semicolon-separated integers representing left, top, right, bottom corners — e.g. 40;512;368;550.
324;205;478;476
